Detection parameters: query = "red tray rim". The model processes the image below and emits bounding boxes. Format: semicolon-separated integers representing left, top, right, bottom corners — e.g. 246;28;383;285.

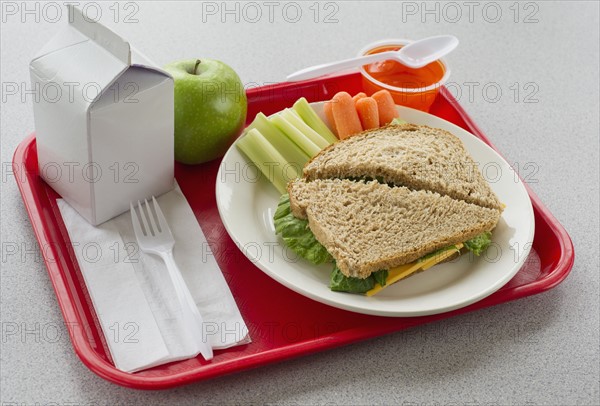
12;78;575;390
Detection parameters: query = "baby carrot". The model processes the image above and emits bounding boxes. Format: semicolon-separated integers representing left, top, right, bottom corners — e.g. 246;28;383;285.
355;97;379;130
332;92;363;139
352;92;367;103
323;100;338;137
372;89;399;126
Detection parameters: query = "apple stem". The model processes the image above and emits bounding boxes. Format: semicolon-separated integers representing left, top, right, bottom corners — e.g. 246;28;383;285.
193;59;201;75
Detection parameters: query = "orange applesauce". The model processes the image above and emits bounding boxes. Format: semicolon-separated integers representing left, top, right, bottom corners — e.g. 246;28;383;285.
361;44;447;111
364;44;445;88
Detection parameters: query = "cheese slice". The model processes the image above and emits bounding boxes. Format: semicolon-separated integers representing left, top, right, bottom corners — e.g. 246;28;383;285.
365;243;464;296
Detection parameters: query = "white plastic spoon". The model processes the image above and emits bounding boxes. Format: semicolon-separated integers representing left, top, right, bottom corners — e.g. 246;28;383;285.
286;35;459;82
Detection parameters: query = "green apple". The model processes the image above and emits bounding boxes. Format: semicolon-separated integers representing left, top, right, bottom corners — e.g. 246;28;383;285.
164;59;247;164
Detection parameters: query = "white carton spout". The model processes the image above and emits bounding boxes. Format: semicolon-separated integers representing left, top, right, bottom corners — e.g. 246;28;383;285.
30;6;174;225
69;5;131;65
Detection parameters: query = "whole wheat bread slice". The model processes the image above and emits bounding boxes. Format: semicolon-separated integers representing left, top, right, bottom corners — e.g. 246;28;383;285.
288;178;501;279
303;124;503;211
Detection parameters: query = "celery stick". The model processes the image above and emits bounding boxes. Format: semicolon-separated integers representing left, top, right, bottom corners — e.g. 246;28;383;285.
247;113;310;168
236;129;296;193
390;117;407;125
293;97;338;144
280;109;331;149
271;114;321;158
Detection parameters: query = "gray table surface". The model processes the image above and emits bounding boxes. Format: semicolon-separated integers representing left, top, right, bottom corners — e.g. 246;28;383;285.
1;1;598;405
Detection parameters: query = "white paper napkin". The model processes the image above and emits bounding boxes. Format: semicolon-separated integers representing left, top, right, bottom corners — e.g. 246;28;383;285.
57;185;251;373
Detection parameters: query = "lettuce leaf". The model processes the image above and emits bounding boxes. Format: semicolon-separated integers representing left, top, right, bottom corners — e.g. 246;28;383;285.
330;265;375;293
273;194;333;265
464;231;493;256
372;269;388;287
330;266;388;293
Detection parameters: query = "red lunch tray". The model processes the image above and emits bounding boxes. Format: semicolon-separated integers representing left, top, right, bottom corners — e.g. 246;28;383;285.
12;73;574;389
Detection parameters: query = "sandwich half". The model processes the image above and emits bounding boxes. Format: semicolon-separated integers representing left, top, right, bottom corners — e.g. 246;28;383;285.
303;124;503;211
277;178;501;295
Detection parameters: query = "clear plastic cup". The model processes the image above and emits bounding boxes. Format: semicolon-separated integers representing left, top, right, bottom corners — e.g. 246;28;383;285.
358;39;451;112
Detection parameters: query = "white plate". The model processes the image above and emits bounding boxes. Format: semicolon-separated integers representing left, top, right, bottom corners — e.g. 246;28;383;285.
215;104;535;317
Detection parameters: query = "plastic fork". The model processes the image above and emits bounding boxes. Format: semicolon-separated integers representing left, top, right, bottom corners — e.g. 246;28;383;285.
130;197;213;361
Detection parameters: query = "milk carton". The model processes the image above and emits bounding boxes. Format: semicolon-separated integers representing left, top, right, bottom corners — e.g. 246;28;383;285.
30;6;174;225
